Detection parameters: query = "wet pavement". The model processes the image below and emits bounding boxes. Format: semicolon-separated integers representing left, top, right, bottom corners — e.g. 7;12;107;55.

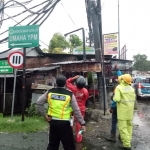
0;101;150;150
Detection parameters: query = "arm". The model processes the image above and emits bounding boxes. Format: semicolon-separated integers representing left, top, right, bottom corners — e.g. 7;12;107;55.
113;87;121;102
71;94;85;126
66;76;79;92
37;91;51;122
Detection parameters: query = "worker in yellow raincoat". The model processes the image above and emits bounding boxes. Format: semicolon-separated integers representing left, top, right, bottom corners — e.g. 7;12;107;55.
113;74;136;150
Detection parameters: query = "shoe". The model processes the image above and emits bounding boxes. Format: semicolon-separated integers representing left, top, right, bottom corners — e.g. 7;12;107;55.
118;145;131;150
106;132;116;142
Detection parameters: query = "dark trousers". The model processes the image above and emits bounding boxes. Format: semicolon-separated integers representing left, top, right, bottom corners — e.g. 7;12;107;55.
47;120;75;150
111;107;117;133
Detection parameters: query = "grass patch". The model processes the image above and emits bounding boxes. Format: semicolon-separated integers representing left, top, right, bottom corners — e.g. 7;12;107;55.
0;114;48;133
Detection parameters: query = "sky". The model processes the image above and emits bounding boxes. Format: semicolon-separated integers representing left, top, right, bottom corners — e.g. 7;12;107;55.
0;0;150;60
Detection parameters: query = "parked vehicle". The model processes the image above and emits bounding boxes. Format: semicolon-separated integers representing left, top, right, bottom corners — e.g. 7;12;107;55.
132;76;150;99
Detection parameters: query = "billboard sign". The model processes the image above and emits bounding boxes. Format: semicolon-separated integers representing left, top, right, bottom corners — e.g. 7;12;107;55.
103;33;118;55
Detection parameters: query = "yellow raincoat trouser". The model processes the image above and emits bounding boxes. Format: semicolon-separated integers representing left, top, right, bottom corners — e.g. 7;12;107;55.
113;81;136;148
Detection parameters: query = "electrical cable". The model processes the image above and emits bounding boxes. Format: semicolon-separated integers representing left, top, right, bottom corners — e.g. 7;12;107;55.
3;0;50;15
0;0;61;46
0;0;51;35
39;0;60;26
60;2;76;27
2;0;49;22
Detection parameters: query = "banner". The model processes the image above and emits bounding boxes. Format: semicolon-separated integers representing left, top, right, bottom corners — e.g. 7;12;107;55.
103;33;118;55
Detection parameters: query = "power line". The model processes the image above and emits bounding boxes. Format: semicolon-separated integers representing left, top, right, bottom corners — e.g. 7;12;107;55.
0;0;60;46
60;2;76;27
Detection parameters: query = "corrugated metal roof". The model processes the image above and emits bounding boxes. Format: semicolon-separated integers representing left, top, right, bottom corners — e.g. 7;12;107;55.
0;74;14;78
18;65;60;72
45;59;111;66
0;47;43;59
0;74;22;78
0;48;31;59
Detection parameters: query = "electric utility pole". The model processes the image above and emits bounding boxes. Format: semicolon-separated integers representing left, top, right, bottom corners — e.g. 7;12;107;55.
86;0;108;113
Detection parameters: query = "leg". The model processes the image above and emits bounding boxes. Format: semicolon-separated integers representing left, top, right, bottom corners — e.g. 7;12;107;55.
106;107;117;142
127;120;133;141
59;121;75;150
118;120;131;148
47;120;60;150
76;111;85;143
111;107;117;133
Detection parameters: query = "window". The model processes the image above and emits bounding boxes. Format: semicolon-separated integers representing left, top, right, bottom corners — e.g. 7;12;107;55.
140;78;150;83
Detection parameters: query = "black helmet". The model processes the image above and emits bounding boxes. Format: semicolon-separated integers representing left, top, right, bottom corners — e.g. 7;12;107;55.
56;75;66;87
76;76;86;89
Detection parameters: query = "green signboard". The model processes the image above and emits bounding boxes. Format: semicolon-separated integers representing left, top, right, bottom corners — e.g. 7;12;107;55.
8;25;39;48
73;46;95;55
0;60;13;74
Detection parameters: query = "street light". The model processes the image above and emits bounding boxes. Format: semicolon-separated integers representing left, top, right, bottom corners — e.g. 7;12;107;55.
64;28;86;61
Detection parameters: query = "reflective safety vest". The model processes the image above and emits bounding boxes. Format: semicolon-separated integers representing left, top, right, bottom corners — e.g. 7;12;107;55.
114;84;136;120
47;88;73;120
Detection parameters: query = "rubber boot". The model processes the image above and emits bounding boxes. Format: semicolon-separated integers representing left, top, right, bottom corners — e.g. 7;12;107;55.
118;145;131;150
106;132;116;142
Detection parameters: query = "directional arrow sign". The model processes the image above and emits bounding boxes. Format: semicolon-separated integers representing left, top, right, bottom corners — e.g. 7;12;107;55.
10;43;32;47
8;25;39;48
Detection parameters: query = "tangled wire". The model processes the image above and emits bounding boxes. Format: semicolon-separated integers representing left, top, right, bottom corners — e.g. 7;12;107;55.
0;0;60;46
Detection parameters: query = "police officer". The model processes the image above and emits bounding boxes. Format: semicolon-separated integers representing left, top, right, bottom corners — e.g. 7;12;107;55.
37;75;86;150
113;74;136;150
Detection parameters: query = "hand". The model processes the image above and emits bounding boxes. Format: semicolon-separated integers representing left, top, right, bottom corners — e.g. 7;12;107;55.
72;75;80;80
109;109;113;113
45;115;52;122
81;126;86;132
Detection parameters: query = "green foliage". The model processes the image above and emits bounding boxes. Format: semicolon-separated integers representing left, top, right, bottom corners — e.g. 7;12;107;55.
87;72;93;86
42;48;49;53
26;103;40;117
52;48;68;54
133;54;150;71
49;33;69;53
0;115;48;132
69;34;82;53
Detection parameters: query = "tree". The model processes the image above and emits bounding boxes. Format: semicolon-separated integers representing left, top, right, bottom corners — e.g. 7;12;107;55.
49;33;69;53
69;34;82;53
133;54;150;71
42;48;49;53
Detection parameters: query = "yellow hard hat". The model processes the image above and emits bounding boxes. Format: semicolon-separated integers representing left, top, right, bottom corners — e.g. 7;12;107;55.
118;75;122;83
122;74;132;84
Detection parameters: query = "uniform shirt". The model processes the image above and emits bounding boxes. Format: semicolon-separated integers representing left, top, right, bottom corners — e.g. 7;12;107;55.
37;88;85;125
